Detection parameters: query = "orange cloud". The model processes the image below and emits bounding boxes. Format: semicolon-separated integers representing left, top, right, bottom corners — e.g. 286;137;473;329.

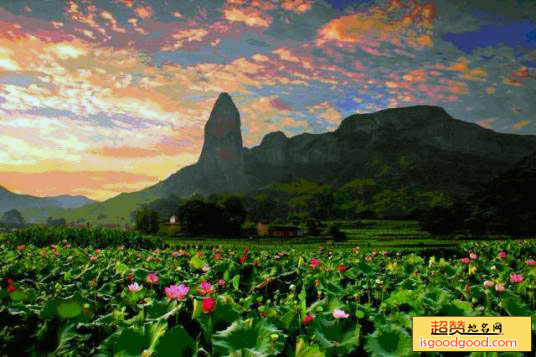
477;118;496;128
316;1;435;52
0;171;158;200
503;77;522;86
135;6;153;19
402;69;427;82
448;58;468;72
448;80;468;95
161;29;210;51
223;7;272;27
281;0;312;13
513;120;529;129
447;58;487;81
308;102;343;129
91;146;162;158
485;86;496;95
273;48;300;63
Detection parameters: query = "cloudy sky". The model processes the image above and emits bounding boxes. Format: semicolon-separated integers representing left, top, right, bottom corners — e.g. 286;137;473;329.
0;0;535;200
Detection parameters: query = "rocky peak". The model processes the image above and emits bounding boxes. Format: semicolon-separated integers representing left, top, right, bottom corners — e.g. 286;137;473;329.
336;105;451;135
195;92;248;192
199;93;243;165
260;131;288;146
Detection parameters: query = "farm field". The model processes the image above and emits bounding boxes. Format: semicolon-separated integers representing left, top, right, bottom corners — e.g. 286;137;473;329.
1;227;535;356
166;220;488;254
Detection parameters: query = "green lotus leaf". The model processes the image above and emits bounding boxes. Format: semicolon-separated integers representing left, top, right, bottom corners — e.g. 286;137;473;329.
364;325;414;357
212;318;286;356
296;337;325;357
57;301;83;319
153;326;195;357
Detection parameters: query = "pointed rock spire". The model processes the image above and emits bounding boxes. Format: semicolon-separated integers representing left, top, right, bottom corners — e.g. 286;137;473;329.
197;93;249;192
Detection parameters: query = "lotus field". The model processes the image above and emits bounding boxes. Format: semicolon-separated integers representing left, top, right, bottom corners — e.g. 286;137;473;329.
1;233;535;356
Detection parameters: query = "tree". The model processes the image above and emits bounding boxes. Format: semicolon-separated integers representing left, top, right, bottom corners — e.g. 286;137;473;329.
46;217;67;226
417;202;469;235
221;196;247;236
146;195;183;219
135;208;159;234
329;224;347;242
306;218;320;236
178;199;223;235
1;209;25;226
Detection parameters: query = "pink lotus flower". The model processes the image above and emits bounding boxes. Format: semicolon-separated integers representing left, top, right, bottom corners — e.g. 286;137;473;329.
460;258;470;264
526;259;536;267
469;253;478;260
333;309;349;319
146;273;159;284
197;281;214;295
310;258;319;269
509;273;524;284
303;315;314;325
217;279;226;287
165;284;189;300
495;283;505;293
483;280;494;288
498;251;507;259
202;297;216;314
128;282;142;292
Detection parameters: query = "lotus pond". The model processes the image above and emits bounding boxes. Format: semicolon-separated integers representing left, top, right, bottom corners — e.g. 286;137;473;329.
1;236;535;356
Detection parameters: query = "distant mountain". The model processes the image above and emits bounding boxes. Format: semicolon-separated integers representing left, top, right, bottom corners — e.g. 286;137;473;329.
62;93;536;224
0;185;94;214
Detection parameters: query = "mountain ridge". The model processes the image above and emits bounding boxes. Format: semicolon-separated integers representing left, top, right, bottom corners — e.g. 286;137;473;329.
0;185;95;214
7;95;536;224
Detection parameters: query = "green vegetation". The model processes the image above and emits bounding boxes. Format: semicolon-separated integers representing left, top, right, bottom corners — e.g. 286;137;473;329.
13;177;454;227
1;234;535;356
7;226;165;250
0;209;25;227
135;208;160;235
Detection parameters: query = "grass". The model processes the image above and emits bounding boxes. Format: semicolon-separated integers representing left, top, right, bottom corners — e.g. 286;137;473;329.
163;219;534;255
162;220;462;253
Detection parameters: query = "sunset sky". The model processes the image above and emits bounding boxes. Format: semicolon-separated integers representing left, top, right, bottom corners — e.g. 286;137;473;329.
1;0;535;201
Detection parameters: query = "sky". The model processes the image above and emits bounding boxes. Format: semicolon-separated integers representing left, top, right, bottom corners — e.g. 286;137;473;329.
0;0;535;201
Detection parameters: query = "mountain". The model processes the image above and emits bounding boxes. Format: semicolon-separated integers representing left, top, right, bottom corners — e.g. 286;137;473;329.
0;185;94;214
61;94;536;224
465;151;536;235
244;105;536;195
